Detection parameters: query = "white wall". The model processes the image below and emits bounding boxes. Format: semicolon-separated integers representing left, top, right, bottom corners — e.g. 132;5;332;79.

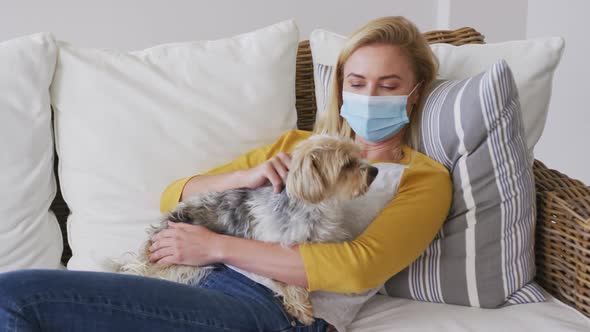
1;0;587;183
1;0;438;50
527;0;590;184
441;0;589;184
445;0;528;42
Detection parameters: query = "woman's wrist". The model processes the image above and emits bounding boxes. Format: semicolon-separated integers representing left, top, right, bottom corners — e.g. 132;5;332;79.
233;169;250;189
212;234;232;263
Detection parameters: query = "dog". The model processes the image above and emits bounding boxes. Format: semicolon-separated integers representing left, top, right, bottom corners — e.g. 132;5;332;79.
117;134;379;325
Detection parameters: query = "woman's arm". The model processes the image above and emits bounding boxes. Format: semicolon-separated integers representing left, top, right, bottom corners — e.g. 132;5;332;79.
180;152;292;201
218;236;308;287
298;162;452;293
151;164;450;291
149;221;309;287
152;150;305;284
151;160;451;293
180;171;248;199
160;130;312;214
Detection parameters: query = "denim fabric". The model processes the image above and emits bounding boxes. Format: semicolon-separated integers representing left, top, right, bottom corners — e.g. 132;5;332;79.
0;265;329;331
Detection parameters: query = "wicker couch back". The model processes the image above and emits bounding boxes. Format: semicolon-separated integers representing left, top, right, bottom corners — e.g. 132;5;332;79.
49;27;590;319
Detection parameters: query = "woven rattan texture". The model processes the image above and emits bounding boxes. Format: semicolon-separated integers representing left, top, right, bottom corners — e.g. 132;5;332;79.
533;160;590;317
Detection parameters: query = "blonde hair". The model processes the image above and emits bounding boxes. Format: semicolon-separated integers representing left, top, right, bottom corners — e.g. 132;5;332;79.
313;16;438;149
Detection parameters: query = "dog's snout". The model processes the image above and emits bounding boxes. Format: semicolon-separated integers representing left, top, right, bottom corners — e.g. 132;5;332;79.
367;166;378;186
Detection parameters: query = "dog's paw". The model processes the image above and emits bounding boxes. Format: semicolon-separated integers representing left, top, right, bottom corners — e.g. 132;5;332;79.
283;300;315;326
107;252;141;273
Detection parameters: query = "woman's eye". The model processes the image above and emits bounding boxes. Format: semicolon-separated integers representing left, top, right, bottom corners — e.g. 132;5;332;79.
350;83;363;88
381;86;395;90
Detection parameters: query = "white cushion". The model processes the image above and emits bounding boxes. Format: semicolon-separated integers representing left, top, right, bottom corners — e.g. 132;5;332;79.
309;29;565;160
349;291;590;332
51;20;300;271
0;33;63;271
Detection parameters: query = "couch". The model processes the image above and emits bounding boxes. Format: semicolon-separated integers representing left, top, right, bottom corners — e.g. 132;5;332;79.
34;26;589;330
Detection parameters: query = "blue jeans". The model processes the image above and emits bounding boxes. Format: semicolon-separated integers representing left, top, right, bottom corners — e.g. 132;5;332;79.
0;265;329;331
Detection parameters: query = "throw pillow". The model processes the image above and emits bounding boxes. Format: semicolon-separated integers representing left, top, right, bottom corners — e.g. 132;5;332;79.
384;60;544;307
50;20;300;271
0;33;63;271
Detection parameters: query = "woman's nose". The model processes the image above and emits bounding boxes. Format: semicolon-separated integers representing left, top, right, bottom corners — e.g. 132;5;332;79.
367;84;379;96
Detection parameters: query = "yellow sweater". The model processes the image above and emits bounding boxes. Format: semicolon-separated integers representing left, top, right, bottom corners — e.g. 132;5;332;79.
160;130;452;294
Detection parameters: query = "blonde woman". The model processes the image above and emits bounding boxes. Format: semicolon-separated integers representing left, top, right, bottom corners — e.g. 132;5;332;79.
0;16;451;332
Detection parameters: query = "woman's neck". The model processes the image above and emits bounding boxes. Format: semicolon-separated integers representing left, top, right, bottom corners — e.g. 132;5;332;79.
355;131;405;162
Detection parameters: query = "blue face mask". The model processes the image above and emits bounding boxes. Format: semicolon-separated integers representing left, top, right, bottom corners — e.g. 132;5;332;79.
340;84;419;142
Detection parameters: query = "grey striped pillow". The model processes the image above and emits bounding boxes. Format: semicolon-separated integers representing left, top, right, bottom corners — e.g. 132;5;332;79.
313;58;544;307
382;60;545;307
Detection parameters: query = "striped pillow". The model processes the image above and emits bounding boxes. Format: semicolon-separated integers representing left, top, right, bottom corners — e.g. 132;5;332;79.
312;40;545;306
382;60;545;307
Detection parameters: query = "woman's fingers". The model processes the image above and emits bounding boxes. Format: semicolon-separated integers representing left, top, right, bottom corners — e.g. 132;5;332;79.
270;158;288;182
151;228;180;242
149;246;175;263
275;152;292;170
247;152;293;192
149;233;178;263
147;223;221;266
168;221;188;229
149;237;175;253
262;161;284;193
267;152;293;193
155;256;177;265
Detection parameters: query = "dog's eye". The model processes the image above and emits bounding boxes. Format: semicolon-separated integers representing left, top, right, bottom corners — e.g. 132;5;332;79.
343;161;356;169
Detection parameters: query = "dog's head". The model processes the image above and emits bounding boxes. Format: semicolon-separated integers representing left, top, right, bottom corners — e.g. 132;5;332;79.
286;135;378;204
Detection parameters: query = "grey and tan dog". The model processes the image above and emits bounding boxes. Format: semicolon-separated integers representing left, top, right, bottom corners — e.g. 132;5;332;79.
118;134;378;325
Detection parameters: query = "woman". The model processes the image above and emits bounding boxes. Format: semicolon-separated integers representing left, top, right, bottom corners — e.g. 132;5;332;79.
0;16;451;331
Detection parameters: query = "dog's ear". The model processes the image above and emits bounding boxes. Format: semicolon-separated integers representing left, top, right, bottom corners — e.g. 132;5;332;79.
287;154;328;204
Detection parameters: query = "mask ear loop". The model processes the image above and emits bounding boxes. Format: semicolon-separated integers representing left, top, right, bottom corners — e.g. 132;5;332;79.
408;81;423;98
407;81;424;113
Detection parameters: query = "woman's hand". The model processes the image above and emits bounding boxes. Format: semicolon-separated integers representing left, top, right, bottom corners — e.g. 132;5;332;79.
242;152;292;193
149;221;309;288
149;222;223;266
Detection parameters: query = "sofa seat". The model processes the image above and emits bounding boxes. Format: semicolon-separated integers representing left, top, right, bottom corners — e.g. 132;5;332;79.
349;290;590;331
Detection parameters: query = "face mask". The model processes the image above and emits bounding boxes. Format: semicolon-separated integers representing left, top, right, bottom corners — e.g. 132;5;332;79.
340;84;419;142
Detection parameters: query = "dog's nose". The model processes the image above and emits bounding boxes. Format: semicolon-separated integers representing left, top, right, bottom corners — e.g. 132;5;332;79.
369;166;378;178
367;166;379;186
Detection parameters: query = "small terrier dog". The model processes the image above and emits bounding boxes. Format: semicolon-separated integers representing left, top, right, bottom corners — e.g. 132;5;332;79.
118;134;378;325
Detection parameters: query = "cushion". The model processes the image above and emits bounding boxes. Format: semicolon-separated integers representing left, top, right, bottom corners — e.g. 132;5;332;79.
50;20;300;271
348;291;590;332
309;29;565;162
384;60;543;307
0;33;63;271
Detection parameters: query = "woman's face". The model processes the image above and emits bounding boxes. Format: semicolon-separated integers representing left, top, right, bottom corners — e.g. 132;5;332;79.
342;43;419;113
